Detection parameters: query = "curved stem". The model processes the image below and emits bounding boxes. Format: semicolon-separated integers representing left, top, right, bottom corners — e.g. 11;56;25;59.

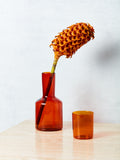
51;58;58;73
36;58;58;126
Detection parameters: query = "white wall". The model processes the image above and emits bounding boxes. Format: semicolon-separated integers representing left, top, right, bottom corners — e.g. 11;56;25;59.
0;0;120;132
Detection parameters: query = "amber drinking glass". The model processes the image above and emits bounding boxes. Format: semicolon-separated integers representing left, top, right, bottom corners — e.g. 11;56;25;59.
72;111;93;139
35;72;63;131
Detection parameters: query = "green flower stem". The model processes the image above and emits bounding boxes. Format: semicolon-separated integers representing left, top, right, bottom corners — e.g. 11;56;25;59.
51;58;58;73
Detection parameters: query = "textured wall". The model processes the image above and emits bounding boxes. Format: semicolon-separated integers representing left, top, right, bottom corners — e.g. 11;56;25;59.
0;0;120;132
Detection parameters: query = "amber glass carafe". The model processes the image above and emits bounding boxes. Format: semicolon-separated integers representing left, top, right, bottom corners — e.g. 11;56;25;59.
35;72;63;131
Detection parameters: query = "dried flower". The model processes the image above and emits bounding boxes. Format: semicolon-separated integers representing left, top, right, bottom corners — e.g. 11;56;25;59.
50;23;94;60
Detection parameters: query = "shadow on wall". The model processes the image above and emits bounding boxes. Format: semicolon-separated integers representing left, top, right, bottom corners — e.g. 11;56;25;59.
94;42;120;66
74;42;120;122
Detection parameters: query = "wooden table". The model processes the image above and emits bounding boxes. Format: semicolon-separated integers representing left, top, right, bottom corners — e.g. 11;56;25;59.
0;121;120;160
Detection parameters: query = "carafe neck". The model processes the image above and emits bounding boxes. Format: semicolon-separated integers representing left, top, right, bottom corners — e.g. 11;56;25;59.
42;72;55;97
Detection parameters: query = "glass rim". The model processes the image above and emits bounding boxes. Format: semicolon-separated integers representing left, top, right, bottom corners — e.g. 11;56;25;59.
42;72;55;74
72;110;93;115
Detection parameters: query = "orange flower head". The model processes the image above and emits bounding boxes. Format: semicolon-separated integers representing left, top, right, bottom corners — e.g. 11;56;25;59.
50;23;95;59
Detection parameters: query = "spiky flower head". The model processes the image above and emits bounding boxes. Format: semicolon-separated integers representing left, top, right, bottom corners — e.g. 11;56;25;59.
50;23;94;60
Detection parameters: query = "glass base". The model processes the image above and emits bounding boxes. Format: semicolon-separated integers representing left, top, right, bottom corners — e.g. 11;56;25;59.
36;125;62;131
74;134;93;139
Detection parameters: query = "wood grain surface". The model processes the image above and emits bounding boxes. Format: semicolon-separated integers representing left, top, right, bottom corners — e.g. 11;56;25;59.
0;121;120;160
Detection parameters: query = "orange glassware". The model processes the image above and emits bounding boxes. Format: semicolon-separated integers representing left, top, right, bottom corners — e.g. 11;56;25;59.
72;111;93;139
35;72;63;131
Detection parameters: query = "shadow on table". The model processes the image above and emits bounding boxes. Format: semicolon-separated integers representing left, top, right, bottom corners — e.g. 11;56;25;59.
94;131;119;139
